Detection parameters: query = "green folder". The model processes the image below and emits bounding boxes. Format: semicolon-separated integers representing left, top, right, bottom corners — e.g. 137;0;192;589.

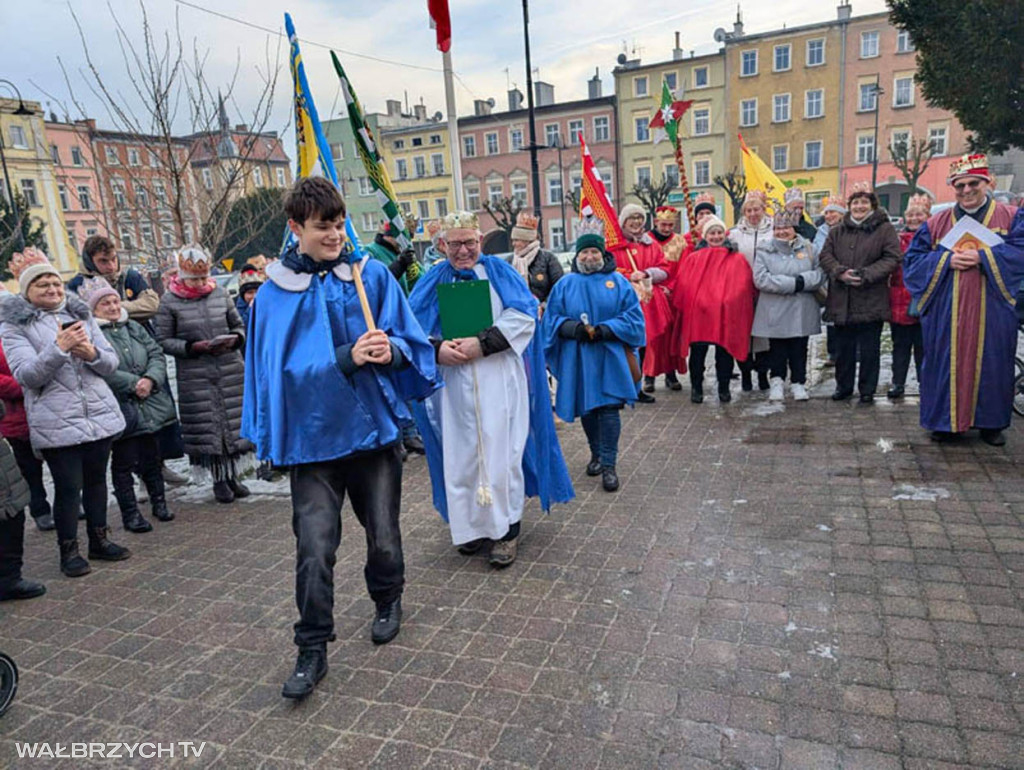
437;280;494;340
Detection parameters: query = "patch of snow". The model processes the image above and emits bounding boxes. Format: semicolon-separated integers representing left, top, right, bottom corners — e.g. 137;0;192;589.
876;438;894;453
892;484;951;502
816;524;833;532
808;643;838;661
733;499;748;505
777;671;791;680
784;621;798;634
742;402;785;417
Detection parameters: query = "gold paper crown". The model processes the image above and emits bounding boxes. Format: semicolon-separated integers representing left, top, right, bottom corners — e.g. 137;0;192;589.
8;247;50;280
947;153;991;183
654;206;680;223
576;216;606;238
515;211;539;230
695;192;716;206
907;193;933;213
176;244;211;276
743;189;767;207
847;181;875;203
441;211;479;232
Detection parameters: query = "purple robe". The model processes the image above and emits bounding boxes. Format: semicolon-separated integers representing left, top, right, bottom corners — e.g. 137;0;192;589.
904;199;1024;432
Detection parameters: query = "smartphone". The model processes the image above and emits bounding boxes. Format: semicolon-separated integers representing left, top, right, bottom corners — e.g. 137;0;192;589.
61;320;79;330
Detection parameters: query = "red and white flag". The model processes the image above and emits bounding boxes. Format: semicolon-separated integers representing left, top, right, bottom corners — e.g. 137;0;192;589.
428;0;451;53
578;135;625;249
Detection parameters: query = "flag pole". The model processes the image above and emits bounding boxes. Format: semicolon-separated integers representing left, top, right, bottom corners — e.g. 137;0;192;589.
442;48;464;209
674;136;696;233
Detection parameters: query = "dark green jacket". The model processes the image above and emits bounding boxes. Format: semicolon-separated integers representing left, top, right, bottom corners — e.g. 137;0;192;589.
100;317;178;439
0;436;29;519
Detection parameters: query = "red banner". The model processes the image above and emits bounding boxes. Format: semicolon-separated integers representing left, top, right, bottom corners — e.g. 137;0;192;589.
428;0;451;53
578;135;625;249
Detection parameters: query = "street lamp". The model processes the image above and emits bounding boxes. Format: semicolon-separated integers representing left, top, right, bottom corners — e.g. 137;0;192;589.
0;79;33;251
551;136;567;248
870;81;884;191
521;0;542;232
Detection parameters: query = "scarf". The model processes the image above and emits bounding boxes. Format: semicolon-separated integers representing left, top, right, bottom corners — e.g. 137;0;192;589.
280;242;351;275
511;240;541;280
167;275;215;300
650;229;672;243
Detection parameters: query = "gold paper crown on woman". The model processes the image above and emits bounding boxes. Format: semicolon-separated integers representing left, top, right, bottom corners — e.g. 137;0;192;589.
654;205;680;223
441;211;480;232
175;243;211;276
907;193;933;213
8;247;50;280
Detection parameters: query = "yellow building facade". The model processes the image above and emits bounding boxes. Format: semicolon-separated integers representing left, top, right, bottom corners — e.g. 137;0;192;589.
1;98;76;274
379;121;456;243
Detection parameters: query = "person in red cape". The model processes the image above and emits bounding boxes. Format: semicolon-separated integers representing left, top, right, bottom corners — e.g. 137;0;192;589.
681;193;719;252
886;193;930;399
673;216;756;404
610;203;682;401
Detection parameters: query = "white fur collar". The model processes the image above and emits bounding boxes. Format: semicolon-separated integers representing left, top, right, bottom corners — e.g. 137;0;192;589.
266;254;370;292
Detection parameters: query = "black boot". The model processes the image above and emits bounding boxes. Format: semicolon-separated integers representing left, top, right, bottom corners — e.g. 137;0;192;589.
152;498;175;522
281;646;327;700
718;384;732;403
642;376;655;393
637;390;655;404
403;435;426;455
0;578;46;601
227;479;250;499
371;598;402;645
32;513;55;532
59;539;91;578
741;370;753;392
586;456;603;477
213;480;235;504
690;388;704;404
665;372;682;391
87;527;131;561
980;428;1006;446
601;466;620;492
758;371;770;391
113;466;150;532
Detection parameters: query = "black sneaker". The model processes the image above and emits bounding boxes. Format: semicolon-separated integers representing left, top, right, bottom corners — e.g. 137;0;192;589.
859;393;875;405
586;457;602;477
371;598;402;645
980;429;1006;446
832;389;854;401
886;385;905;399
33;513;55;532
601;467;620;492
637;391;655;404
642;376;655;393
281;646;327;699
213;481;235;504
228;479;250;499
665;375;682;391
456;538;488;555
0;578;46;602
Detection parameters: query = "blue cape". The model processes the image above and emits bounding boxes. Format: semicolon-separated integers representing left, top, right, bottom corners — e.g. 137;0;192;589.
408;254;574;521
242;258;439;465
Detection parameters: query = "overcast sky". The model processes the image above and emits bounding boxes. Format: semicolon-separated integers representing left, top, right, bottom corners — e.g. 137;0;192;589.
2;0;889;141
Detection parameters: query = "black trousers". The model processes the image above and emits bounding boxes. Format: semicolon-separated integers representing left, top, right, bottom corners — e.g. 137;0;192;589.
0;511;26;587
737;350;769;377
834;321;884;396
890;323;923;387
41;438;113;543
769;337;810;384
289;444;405;648
111;433;166;516
689;343;734;391
8;436;50;520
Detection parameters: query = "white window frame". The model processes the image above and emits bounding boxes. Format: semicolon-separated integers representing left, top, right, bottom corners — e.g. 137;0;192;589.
773;44;791;73
414;156;427;178
488;181;504;205
634;76;648;97
395;158;408;180
431;153;445;176
804;140;823;170
860;31;880;59
773;93;791;123
896;30;914;53
740;49;758;77
50;145;60;165
252;167;263;187
601;170;614;200
664;164;680;188
771;145;789;173
928;125;948;156
417;199;430;219
276;167;286;186
893;76;914;108
111;181;127;209
436;197;449;217
859;83;879;112
805;89;824;119
544;123;561;147
806;38;825;67
740;98;758;128
511;181;528;208
153;180;167;206
358;176;372;196
361;212;375;232
635;166;652;187
857;134;876;165
593;116;610;142
663;72;678;92
58;184;69;210
485;132;499;155
465;185;481;211
9;125;28;149
693;159;710;187
546;174;563;205
462;136;476;158
693;66;709;88
76;185;91;210
393;139;405;150
105;147;119;165
133;181;149;207
634;117;650;143
70;146;83;166
128;148;141;166
692;108;710;136
549;220;565;251
510;128;524;151
568;119;584;145
202;168;213;189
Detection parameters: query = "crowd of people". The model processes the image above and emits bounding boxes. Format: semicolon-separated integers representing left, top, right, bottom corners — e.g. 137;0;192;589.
0;152;1021;703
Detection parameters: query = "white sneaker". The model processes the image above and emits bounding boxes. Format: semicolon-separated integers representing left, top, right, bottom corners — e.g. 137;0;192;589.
769;377;785;401
791;383;809;401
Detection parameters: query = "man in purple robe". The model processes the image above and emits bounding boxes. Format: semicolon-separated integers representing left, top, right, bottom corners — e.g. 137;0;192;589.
904;153;1024;445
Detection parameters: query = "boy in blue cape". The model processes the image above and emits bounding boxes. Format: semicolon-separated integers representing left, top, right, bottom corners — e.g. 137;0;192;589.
242;178;438;700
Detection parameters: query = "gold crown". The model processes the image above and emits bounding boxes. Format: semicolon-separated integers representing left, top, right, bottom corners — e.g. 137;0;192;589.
947;153;991;182
176;244;211;276
907;193;933;212
743;189;767;206
441;211;479;232
515;211;539;230
695;192;716;206
576;216;606;238
8;247;50;280
654;206;680;223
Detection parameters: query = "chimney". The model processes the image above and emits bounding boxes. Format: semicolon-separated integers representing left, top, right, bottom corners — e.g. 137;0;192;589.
414;104;427;121
473;99;492;117
837;1;852;20
672;31;684;61
386;99;402;117
534;81;555;107
588;69;602;99
508;88;524;111
234;124;248;133
733;5;744;37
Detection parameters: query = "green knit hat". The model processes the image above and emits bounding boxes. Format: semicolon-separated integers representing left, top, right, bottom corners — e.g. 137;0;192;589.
574;217;606;255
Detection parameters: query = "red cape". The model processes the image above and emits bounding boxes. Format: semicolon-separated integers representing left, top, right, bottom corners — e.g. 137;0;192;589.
672;246;755;362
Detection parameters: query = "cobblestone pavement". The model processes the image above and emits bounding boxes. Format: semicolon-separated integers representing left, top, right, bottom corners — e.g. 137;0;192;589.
2;387;1023;769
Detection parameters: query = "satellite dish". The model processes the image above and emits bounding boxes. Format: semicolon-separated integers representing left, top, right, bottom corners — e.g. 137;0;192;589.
713;28;727;42
616;53;628;65
433;111;443;122
487;97;496;108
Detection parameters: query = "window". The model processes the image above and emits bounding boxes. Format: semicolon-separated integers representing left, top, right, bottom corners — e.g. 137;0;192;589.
570;172;582;197
859;83;879;112
67;226;77;251
71;146;83;166
773;94;791;123
120;226;134;249
512;181;527;208
545;124;560;147
634;76;648;97
928;125;948;156
466;185;481;210
488;182;504;204
435;198;448;217
593;116;610;142
772;145;789;172
411;137;423;147
774;44;791;72
134;182;149;207
634;117;650;143
253;167;264;187
105;147;119;165
892;129;911;153
693;66;709;88
804;89;824;120
663;72;677;92
601;170;614;200
547;174;563;205
740;99;758;127
153;180;167;206
51;145;60;165
741;50;758;77
804;141;823;169
361;212;375;231
358;176;372;196
393;139;405;150
399;201;412;216
430;134;442;145
128;148;140;166
463;136;476;158
112;181;127;208
9;125;27;149
510;128;524;151
806;191;827;216
806;38;825;66
395;158;408;179
568;120;584;145
636;166;652;187
20;180;39;207
414;156;427;178
276;167;286;186
861;31;879;58
693;108;710;136
149;151;160;168
330;142;345;161
76;185;91;210
431;153;444;175
857;134;876;164
664;164;679;187
58;185;69;210
140;222;154;248
693;159;710;187
162;227;175;248
893;76;914;108
417;200;430;219
485;132;499;155
896;30;914;53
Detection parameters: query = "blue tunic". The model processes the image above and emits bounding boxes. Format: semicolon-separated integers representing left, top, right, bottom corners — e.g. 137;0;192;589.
542;259;645;422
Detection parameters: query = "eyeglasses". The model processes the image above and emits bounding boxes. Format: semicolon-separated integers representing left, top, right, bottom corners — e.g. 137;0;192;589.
953;179;983;192
446;239;479;252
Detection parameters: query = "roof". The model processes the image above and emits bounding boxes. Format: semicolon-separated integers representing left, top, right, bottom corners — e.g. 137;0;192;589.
612;49;724;77
188;132;291;166
457;95;617;128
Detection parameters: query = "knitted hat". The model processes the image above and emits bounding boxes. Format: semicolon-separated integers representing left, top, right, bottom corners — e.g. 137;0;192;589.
701;215;727;238
176;244;212;278
821;197;847;215
773;209;801;229
10;248;62;296
574;217;606;255
784;187;805;205
511;211;539;241
618;203;645;226
694;192;716;217
76;275;120;311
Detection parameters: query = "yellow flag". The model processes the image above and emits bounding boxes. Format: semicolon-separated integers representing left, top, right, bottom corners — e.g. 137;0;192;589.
739;133;788;215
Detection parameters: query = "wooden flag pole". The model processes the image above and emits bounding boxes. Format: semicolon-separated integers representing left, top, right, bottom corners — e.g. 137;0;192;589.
674;135;696;233
351;260;377;331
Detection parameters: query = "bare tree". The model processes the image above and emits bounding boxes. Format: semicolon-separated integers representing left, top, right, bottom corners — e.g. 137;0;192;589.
565;189;581;216
53;1;284;267
714;167;747;223
629;176;674;221
890;139;937;195
482;197;525;238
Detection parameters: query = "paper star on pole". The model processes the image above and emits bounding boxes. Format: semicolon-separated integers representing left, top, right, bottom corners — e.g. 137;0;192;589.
649;82;693;146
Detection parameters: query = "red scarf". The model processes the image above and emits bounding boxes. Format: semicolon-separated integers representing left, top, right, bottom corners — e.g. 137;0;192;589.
167;275;215;299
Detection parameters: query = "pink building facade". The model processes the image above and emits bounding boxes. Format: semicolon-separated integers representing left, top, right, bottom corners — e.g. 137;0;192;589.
840;13;970;214
458;94;618;252
45;120;109;258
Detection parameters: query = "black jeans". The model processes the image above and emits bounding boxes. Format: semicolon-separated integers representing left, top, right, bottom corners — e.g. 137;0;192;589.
826;324;837;360
890;323;923;387
41;438;113;542
769;337;810;384
0;511;26;587
581;406;622;468
834;321;884;396
689;343;734;392
111;433;166;516
8;436;50;520
289;444;404;648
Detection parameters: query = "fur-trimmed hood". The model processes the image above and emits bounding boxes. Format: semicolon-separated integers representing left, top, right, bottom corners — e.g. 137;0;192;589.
0;292;92;327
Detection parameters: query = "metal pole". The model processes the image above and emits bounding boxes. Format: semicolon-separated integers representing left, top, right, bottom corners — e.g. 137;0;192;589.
871;83;881;191
441;48;464;210
522;0;542;237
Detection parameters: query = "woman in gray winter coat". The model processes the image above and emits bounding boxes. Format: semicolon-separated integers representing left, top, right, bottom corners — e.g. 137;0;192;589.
752;212;826;402
728;190;774;391
0;249;130;578
0;425;45;601
155;246;250;504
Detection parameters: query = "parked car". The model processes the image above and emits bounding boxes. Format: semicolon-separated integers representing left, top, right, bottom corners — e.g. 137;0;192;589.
213;273;239;299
